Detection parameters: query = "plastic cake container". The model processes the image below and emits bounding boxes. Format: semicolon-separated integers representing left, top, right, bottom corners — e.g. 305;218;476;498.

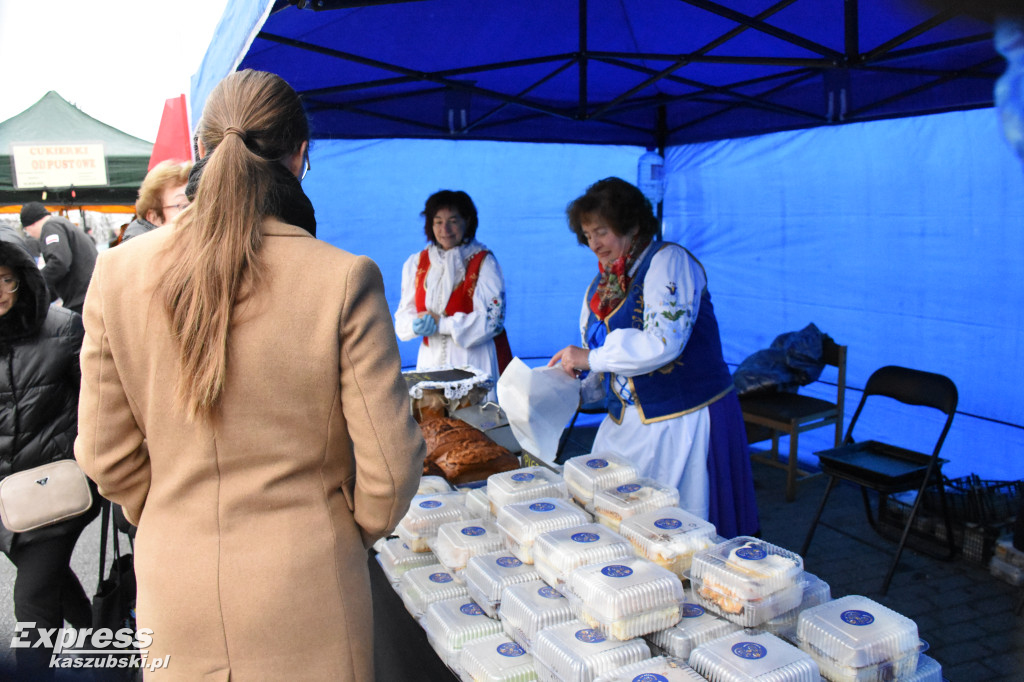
562;452;640;511
462;550;542;618
592;478;680;532
688;629;820;682
496;497;592;563
531;619;650;682
499;580;576;652
617;506;717;578
532;523;634;589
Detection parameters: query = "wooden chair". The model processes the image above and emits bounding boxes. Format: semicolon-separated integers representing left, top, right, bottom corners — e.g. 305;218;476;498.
740;336;847;501
800;365;958;594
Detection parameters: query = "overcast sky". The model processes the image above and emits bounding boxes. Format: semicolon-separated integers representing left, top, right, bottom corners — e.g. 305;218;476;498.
0;0;231;142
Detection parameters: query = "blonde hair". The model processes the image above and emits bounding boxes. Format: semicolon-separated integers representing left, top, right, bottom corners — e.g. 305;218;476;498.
159;70;308;419
135;160;193;223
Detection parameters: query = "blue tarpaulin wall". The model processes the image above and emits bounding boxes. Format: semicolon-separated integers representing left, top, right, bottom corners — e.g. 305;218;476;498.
298;108;1023;482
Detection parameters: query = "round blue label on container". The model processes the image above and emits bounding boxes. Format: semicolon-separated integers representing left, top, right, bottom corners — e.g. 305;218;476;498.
530;502;556;512
575;628;606;644
461;526;486;536
735;546;767;561
538;586;562;599
497;641;526;657
654;518;682;530
682;603;705;618
632;675;668;682
617;483;642;494
586;458;609;469
511;472;535;482
601;564;633;578
571;532;600;543
419;500;442;509
731;642;768;659
841;609;875;626
429;572;453;583
460;602;486;616
496;556;523;568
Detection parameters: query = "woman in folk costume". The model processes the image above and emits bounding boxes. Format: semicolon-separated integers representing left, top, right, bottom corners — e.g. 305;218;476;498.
394;190;511;397
549;177;759;538
74;70;424;680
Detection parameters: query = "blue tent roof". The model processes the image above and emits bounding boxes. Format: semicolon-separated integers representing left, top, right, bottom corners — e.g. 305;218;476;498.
192;0;1000;147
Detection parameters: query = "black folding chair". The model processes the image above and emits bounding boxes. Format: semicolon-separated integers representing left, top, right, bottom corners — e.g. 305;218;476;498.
800;365;958;594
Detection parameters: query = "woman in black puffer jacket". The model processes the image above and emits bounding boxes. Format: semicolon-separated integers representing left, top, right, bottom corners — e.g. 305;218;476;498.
0;226;99;678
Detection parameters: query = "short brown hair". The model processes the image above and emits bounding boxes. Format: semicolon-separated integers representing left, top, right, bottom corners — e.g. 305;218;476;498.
135;160;193;223
566;177;659;246
421;190;478;245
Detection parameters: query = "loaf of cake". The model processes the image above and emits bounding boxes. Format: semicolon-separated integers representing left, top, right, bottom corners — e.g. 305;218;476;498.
420;416;521;485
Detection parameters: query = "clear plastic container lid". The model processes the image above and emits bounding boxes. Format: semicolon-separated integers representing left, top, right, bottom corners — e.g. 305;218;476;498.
463;551;542;618
562;452;640;510
796;594;921;680
593;478;680;532
762;572;831;644
487;467;570;513
421;595;504;670
688;629;820;682
593;654;706;682
396;492;472;547
531;619;651;682
499;580;576;652
617;506;718;577
419;475;453;495
532;523;635;589
646;589;742;660
565;556;686;641
497;497;593;563
466;485;493;519
399;564;469;619
431;518;506;573
458;633;539;682
376;537;441;586
902;654;942;682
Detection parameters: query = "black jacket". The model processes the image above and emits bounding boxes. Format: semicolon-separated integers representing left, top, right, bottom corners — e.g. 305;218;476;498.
0;228;97;552
36;215;98;314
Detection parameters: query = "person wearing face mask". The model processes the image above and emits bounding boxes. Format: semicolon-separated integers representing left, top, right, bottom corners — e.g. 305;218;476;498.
549;177;759;539
119;159;193;243
394;190;511;398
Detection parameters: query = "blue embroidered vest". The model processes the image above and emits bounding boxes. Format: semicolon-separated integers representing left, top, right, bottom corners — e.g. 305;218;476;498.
585;243;734;424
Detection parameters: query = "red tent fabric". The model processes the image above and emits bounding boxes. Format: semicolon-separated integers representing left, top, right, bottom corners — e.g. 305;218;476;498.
148;95;191;170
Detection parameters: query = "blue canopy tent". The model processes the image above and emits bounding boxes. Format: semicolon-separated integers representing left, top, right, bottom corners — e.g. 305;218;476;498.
191;0;1023;480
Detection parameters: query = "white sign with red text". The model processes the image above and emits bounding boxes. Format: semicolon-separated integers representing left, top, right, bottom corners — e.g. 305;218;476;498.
10;143;108;188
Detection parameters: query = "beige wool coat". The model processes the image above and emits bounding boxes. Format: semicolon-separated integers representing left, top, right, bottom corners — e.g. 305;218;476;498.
75;219;425;681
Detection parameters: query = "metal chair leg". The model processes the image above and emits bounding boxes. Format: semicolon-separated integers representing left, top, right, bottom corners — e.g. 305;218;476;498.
801;476;837;557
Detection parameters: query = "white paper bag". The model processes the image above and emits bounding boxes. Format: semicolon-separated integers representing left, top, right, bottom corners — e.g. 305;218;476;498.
497;357;581;463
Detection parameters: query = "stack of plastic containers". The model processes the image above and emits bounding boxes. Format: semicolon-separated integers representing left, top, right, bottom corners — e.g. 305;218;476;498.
688;629;821;681
531;619;650;682
617;506;717;579
564;556;685;641
432;518;506;573
689;536;804;627
762;572;831;644
496;497;592;563
376;536;441;586
532;523;634;590
466;485;493;519
499;580;576;652
593;655;706;682
463;551;542;618
562;452;639;512
458;633;539;682
646;588;741;661
421;595;504;672
592;479;680;532
396;492;472;552
400;564;470;619
796;595;924;682
487;467;570;515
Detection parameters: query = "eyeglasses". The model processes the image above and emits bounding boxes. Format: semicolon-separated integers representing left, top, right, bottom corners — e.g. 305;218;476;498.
163;203;190;212
301;148;311;181
1;277;19;294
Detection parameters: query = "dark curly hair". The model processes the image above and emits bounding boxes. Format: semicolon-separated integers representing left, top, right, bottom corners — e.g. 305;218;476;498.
421;190;478;245
566;177;659;246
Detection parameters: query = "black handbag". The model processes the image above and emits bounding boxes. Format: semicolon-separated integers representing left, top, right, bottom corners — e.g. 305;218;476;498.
92;500;137;633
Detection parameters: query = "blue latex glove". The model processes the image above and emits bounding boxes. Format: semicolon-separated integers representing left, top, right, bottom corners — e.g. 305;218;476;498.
412;315;438;336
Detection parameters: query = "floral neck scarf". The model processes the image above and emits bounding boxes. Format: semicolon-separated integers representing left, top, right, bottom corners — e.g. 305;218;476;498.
589;236;651;320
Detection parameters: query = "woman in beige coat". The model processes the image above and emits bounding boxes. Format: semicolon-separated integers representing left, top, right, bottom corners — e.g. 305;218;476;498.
75;70;425;681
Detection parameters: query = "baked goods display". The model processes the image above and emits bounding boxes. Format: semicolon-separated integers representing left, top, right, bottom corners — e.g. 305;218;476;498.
400;564;470;620
458;633;539;682
591;654;706;682
763;571;832;644
796;595;922;682
462;551;542;619
396;492;472;552
487;466;570;515
688;629;821;682
530;618;650;682
421;595;504;671
376;536;442;586
499;580;576;653
496;497;592;564
563;556;685;641
531;523;634;590
645;588;741;661
420;416;521;485
592;478;680;532
616;506;717;579
689;536;804;627
430;518;506;573
562;452;639;512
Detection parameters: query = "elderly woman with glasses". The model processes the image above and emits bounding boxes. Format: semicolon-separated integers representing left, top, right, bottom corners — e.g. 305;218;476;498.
120;159;194;243
0;227;100;679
